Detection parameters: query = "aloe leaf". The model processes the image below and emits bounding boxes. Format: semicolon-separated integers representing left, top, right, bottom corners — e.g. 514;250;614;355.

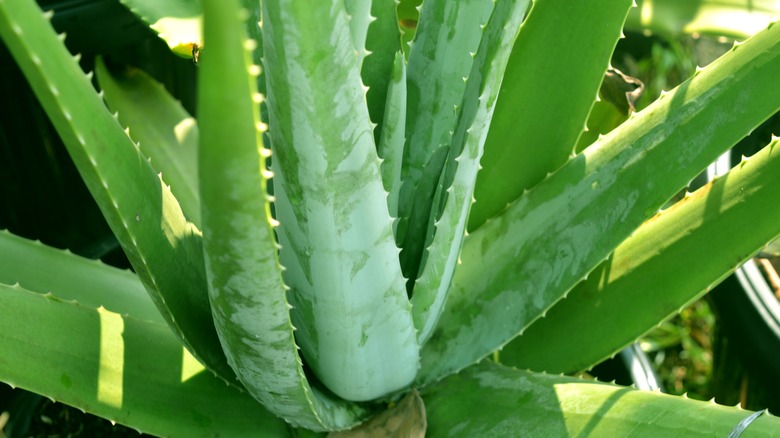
397;0;494;281
198;0;370;430
502;137;780;373
344;0;371;62
362;0;403;140
397;0;421;57
626;0;780;40
0;284;290;438
418;20;780;384
468;0;634;231
377;51;407;221
411;0;530;345
95;59;200;227
0;0;237;385
263;0;418;403
0;230;162;324
119;0;202;59
422;361;780;436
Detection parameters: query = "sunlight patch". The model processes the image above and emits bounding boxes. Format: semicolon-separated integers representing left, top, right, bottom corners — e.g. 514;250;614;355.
97;307;124;409
181;346;206;383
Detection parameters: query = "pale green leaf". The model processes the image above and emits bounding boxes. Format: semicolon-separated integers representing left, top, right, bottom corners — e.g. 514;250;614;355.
263;0;418;403
418;20;780;384
198;0;370;430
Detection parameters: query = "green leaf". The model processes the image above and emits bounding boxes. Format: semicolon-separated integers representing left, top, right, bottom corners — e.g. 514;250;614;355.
198;0;369;430
377;51;407;222
0;0;237;386
411;0;531;345
626;0;780;40
0;230;162;324
362;0;403;141
397;0;422;57
0;283;289;438
119;0;202;58
502;137;780;373
422;361;780;436
468;0;634;230
418;19;780;385
262;0;418;403
344;0;372;62
95;59;201;227
398;0;494;281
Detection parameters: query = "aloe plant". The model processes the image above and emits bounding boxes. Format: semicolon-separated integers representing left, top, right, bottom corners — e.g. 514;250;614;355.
2;0;780;435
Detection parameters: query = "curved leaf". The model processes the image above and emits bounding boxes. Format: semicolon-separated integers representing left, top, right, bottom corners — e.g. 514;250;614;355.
418;20;780;385
198;0;372;430
96;59;200;227
411;0;530;344
0;283;289;438
0;230;162;324
502;137;780;373
0;0;237;386
469;0;634;230
263;0;418;403
423;361;780;436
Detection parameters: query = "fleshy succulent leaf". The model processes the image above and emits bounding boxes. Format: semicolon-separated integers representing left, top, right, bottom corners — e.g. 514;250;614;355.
362;0;403;141
95;59;201;227
262;0;419;403
0;0;237;386
0;230;162;324
422;361;780;436
0;283;290;438
344;0;372;63
468;0;634;230
418;19;780;385
197;0;371;430
503;137;780;373
397;0;494;283
377;51;407;223
411;0;531;345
